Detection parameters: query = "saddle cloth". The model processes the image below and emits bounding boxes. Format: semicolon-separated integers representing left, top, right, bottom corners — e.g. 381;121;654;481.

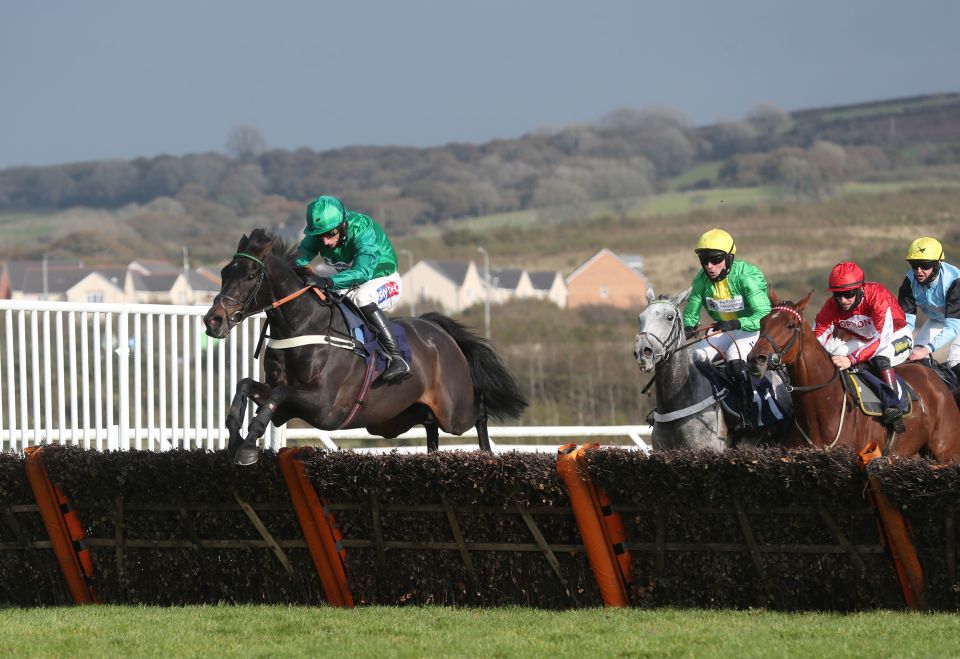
700;363;789;429
842;369;915;417
338;302;412;372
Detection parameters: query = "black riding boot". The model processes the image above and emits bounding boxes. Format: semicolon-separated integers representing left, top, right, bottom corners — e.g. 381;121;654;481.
877;365;906;433
361;304;411;383
728;359;757;432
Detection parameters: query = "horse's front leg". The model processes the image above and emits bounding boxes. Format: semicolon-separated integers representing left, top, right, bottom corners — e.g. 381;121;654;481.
234;384;328;466
226;377;272;459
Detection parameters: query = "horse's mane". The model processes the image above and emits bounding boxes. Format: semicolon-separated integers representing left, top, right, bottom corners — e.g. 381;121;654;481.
245;228;311;279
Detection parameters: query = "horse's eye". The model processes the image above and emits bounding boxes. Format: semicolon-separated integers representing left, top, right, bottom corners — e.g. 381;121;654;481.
247;273;256;280
665;314;674;322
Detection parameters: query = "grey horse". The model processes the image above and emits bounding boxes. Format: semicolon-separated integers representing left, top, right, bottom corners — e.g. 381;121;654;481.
633;285;792;451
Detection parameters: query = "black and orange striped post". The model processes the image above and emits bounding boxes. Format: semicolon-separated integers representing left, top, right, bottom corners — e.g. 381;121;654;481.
278;447;353;607
858;443;926;610
556;443;630;607
23;446;98;604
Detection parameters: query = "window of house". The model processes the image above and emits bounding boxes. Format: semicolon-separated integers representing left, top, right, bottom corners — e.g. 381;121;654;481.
599;286;609;299
87;291;104;303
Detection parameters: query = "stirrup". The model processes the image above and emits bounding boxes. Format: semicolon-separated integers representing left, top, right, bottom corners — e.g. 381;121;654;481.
380;356;411;383
881;407;905;434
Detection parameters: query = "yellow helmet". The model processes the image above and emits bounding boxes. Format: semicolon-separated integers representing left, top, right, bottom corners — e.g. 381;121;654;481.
695;228;736;255
905;237;944;262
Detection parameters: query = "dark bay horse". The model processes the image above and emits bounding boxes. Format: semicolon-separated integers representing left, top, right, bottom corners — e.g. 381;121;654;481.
203;229;527;465
746;292;960;463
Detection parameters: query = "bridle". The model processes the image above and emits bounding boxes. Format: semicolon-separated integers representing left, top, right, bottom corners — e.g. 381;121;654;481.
213;252;269;325
636;300;685;364
214;251;325;326
761;303;846;447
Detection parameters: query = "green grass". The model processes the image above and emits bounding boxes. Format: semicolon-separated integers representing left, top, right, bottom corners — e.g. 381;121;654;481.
1;605;959;657
666;161;723;190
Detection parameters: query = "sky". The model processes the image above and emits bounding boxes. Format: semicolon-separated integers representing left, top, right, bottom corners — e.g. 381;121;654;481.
2;0;959;168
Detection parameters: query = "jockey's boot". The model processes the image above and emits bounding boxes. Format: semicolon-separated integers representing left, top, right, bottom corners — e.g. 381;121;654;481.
877;365;906;433
728;359;757;432
361;303;411;383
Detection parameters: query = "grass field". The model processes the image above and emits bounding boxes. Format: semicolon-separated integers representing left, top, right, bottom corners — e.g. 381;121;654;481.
2;605;958;657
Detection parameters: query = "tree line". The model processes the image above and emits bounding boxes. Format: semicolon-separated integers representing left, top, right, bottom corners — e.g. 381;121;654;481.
5;97;957;240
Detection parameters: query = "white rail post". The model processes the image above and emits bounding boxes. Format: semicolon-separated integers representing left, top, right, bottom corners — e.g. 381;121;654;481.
118;309;130;450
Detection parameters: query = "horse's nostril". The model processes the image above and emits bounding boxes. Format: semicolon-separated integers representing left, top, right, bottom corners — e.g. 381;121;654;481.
642;348;653;357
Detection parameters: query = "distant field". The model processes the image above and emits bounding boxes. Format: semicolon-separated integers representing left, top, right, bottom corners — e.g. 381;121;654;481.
2;605;959;658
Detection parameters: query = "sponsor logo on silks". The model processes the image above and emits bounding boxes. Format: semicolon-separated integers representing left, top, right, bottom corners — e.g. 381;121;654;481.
706;296;744;313
377;280;400;305
892;337;913;355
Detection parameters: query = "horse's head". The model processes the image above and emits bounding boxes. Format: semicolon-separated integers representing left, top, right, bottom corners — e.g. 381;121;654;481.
203;230;276;338
747;290;812;378
634;286;690;372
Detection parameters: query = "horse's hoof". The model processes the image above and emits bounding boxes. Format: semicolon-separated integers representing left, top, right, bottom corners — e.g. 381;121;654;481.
234;447;259;466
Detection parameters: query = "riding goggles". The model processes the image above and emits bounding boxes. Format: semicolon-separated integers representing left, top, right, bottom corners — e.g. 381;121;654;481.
832;289;860;300
698;253;726;267
908;260;937;271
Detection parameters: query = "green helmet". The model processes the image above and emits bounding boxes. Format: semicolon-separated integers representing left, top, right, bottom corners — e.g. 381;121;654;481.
304;196;346;235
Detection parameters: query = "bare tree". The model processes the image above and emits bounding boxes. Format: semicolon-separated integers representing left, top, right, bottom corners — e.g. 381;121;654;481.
747;103;793;141
225;124;268;160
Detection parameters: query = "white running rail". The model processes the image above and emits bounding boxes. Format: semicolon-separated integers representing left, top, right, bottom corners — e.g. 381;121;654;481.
0;299;651;454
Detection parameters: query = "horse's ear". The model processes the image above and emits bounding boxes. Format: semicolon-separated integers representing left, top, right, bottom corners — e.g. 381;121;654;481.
645;283;656;305
236;234;249;251
797;290;814;312
767;285;778;305
673;287;692;307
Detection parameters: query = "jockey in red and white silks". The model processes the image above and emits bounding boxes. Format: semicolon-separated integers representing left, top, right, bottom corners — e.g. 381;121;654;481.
814;270;913;367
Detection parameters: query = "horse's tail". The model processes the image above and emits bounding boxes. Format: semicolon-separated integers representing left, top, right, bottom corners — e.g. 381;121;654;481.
421;312;528;421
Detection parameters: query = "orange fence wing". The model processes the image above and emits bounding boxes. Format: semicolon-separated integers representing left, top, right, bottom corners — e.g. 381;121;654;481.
23;446;98;604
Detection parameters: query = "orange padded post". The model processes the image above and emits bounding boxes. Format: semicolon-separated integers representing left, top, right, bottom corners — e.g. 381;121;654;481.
858;442;926;610
278;447;353;607
23;446;98;604
557;443;629;607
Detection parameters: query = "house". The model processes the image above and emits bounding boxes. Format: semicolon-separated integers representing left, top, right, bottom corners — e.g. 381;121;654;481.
66;269;128;304
171;268;221;305
13;265;122;302
401;260;486;313
528;271;567;308
565;248;649;310
488;268;535;304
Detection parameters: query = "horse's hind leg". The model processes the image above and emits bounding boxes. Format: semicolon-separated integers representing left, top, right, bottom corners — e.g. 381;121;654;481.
425;419;439;453
226;378;271;457
475;401;492;453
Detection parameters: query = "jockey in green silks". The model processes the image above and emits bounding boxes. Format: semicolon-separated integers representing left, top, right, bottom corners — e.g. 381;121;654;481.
683;228;772;431
296;195;410;382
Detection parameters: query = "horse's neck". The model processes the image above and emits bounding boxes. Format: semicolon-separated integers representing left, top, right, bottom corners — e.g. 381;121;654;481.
655;347;711;403
788;330;846;420
264;267;339;338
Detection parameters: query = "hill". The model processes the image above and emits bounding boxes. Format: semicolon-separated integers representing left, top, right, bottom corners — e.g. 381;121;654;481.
1;92;959;266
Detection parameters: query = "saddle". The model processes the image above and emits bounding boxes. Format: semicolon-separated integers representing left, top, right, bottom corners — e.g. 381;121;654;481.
697;361;789;430
337;300;413;372
918;356;960;391
841;368;916;418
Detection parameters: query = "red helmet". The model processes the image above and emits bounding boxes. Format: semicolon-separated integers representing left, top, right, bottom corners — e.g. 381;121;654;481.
828;262;865;292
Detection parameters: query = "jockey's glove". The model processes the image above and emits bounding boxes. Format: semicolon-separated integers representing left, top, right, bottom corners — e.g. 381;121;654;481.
684;326;699;340
712;319;741;332
307;274;335;290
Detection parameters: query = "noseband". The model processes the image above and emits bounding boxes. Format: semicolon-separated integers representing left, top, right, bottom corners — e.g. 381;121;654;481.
637;300;684;363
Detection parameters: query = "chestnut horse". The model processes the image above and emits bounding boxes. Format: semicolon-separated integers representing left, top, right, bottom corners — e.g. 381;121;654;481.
747;292;960;462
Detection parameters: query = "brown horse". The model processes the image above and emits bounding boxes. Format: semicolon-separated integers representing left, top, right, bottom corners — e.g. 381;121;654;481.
746;292;960;463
